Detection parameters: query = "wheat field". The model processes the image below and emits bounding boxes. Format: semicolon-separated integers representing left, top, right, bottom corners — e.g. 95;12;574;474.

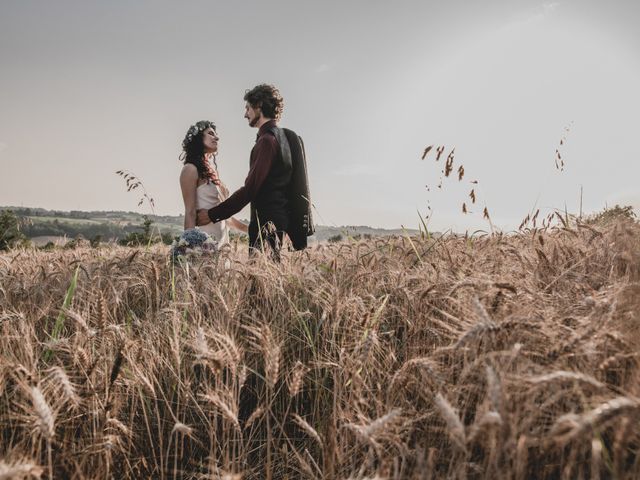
1;217;639;479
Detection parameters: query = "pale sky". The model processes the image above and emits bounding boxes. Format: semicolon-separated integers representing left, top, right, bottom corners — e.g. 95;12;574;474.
1;0;639;231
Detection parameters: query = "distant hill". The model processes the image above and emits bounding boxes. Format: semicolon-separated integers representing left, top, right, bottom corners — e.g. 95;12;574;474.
1;206;422;242
2;206;182;242
311;224;422;242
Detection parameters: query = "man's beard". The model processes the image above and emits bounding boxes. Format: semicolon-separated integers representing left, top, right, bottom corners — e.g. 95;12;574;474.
248;115;259;127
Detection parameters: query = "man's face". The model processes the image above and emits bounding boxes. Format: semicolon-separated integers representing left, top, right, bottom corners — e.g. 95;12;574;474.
244;102;261;127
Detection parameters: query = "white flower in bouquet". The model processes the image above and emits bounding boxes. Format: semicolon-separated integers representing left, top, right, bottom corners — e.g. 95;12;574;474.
171;228;219;261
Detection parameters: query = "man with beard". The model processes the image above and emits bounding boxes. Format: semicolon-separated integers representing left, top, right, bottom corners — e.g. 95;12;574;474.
196;84;296;259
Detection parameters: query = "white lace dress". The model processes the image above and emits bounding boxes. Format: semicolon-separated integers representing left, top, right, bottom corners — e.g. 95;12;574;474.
196;182;229;244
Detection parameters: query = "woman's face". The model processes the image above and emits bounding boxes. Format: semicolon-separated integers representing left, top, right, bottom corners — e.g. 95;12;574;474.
201;127;219;154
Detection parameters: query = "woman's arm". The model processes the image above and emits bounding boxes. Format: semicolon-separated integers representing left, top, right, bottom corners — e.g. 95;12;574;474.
228;217;248;234
179;164;199;229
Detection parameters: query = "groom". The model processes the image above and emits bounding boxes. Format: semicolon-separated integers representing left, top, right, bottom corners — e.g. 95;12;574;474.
196;84;292;258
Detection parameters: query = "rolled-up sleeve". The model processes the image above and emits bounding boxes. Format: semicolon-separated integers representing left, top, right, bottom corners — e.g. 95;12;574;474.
208;135;278;223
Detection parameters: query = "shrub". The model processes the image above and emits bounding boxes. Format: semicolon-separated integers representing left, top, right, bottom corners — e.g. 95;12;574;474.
586;204;637;225
118;215;161;247
0;210;29;250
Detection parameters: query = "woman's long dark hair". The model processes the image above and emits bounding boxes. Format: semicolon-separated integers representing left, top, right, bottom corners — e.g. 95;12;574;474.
179;121;228;197
180;121;218;183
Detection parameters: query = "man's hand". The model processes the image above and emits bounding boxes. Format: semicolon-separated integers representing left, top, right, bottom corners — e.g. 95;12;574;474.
196;209;212;226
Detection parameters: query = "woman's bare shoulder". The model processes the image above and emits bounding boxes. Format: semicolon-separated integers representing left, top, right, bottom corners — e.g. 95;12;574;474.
180;163;198;181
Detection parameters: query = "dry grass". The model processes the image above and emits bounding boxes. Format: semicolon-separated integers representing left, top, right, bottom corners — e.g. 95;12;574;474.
1;218;639;479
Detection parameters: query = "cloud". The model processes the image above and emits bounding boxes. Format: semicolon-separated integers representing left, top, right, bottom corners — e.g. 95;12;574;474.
315;64;330;73
506;2;560;27
543;2;559;15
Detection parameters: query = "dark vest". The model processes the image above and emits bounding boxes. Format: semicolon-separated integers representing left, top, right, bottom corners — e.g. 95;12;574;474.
251;130;292;227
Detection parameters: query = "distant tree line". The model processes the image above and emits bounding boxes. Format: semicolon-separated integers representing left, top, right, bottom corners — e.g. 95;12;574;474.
22;218;180;245
3;207;95;219
0;207;182;242
21;220;128;239
1;206;184;224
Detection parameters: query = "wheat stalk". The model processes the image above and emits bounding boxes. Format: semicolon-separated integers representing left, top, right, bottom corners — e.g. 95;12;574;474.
591;438;602;480
345;408;403;446
292;414;323;446
288;361;308;398
467;411;502;443
255;324;281;391
485;365;502;414
244;406;265;430
171;422;195;438
106;416;132;439
434;394;466;451
200;390;240;431
45;366;80;409
525;371;605;389
29;386;55;440
0;459;44;480
515;435;528;480
552;397;640;442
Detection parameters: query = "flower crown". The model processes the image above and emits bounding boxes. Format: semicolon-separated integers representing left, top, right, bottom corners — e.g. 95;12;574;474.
182;120;216;150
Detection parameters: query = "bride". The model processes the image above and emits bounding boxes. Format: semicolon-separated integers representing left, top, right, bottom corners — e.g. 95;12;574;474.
179;120;247;242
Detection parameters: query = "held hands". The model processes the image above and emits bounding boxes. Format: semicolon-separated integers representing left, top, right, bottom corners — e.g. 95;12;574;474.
196;209;212;226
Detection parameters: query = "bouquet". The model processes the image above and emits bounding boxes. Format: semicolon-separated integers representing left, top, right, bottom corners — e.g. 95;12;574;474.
170;228;219;261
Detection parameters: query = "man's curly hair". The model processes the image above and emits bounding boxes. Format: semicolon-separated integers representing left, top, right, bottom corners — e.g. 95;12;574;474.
244;84;284;121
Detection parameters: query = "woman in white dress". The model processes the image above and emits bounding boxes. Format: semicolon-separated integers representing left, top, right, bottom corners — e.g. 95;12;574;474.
179;121;247;242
